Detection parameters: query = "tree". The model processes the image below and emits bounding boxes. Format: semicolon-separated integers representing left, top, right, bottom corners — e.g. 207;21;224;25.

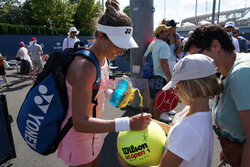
0;0;18;8
73;0;102;31
123;5;130;17
69;0;79;5
21;0;33;25
0;1;23;24
0;0;102;32
51;0;76;28
30;0;75;28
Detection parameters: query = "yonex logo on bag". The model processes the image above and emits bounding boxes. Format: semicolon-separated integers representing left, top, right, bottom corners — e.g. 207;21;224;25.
34;85;54;114
23;85;54;150
125;29;131;34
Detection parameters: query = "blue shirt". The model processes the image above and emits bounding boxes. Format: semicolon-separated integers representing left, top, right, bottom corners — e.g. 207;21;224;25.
212;53;250;143
143;39;171;80
238;36;248;52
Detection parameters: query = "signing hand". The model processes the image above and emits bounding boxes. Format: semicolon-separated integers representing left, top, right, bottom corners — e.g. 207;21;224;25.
130;113;152;131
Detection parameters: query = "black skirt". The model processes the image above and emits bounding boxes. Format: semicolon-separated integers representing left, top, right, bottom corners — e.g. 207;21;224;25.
0;65;6;75
20;60;31;75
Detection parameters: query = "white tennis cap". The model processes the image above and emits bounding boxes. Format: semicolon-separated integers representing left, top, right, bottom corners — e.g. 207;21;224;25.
162;54;217;91
68;27;79;35
97;24;138;49
224;21;235;28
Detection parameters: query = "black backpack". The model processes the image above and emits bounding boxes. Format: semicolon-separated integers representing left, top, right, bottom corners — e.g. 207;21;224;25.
17;43;101;155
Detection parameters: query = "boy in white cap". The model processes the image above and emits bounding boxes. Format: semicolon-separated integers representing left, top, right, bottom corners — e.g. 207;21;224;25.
224;21;240;53
62;27;80;50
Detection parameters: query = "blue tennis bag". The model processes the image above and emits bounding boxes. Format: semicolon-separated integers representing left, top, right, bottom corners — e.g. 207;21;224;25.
142;52;155;79
142;41;162;79
17;46;101;155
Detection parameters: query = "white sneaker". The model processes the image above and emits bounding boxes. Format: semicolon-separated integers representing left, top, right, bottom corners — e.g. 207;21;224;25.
160;113;172;122
168;110;176;115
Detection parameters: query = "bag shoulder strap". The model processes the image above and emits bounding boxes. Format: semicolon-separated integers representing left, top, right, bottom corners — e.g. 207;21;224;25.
227;60;250;79
234;60;250;67
149;41;164;73
73;49;101;116
73;49;101;94
153;64;161;74
149;41;163;53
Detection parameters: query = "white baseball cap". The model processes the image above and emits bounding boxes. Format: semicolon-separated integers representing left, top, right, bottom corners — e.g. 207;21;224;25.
162;54;217;91
225;21;235;28
97;24;138;49
68;27;79;35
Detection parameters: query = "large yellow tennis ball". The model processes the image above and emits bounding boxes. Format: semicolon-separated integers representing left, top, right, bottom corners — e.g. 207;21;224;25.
117;121;166;167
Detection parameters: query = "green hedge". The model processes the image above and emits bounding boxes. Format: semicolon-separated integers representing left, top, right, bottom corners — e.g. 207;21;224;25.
0;23;93;36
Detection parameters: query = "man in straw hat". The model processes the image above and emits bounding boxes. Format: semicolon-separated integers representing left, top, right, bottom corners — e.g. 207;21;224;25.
62;27;80;50
143;24;172;121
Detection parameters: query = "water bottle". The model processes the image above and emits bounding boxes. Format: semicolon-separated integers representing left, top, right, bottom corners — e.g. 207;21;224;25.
110;76;129;107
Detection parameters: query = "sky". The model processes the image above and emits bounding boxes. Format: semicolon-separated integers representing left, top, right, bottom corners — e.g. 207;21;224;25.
116;0;249;29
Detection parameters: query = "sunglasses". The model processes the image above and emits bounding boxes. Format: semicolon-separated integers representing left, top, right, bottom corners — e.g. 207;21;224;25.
71;32;77;34
233;31;238;34
167;20;177;27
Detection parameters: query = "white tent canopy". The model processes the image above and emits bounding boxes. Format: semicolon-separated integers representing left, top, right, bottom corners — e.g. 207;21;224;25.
199;20;210;25
182;22;196;27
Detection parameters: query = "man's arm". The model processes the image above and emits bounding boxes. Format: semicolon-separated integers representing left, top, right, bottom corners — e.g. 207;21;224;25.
160;59;171;81
142;56;146;65
62;38;67;51
40;46;43;55
174;40;182;56
28;49;31;57
158;43;172;81
239;110;250;167
143;47;150;65
242;39;248;53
